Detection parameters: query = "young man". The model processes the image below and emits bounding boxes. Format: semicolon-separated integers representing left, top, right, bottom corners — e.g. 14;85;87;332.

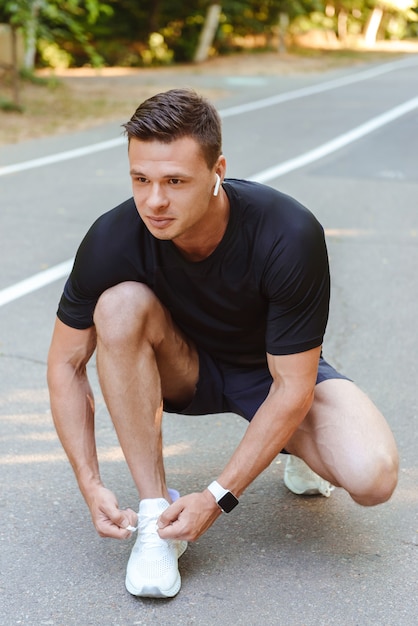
47;88;398;599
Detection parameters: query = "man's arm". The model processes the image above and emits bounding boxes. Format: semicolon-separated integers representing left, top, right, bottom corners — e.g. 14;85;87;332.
47;317;137;538
216;346;321;496
157;345;321;541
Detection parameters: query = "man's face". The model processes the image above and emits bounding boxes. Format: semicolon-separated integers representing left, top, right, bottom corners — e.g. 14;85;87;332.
128;136;224;245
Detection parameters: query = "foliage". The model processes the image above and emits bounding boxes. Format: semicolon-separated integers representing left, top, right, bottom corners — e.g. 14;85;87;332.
2;0;113;68
1;0;418;69
0;97;23;111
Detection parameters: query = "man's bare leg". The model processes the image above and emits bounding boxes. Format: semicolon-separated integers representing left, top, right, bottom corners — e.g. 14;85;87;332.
285;378;399;505
93;283;196;598
93;281;199;502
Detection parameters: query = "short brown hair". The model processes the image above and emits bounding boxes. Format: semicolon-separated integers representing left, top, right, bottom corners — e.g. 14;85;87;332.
123;88;222;169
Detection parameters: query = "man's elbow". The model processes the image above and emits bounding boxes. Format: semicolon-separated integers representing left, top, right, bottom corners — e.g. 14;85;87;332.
296;385;315;419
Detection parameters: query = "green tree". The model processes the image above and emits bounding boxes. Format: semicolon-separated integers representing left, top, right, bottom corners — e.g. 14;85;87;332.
2;0;112;70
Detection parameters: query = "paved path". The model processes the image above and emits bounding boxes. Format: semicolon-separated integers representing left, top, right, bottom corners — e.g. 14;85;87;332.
1;55;418;625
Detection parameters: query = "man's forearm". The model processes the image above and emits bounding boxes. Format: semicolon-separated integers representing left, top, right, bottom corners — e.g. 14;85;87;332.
158;385;314;543
48;363;102;500
48;361;139;539
214;348;320;498
216;384;314;498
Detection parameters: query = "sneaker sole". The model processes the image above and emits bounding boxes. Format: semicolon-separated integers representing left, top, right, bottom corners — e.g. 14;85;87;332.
125;574;181;598
286;485;323;495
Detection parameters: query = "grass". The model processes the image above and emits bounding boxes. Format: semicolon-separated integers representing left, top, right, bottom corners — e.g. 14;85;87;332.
0;98;24;113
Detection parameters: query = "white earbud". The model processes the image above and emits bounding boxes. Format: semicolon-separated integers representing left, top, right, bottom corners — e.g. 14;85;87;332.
213;173;221;197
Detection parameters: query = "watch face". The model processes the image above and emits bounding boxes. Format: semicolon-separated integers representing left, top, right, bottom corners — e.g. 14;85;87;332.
218;491;239;513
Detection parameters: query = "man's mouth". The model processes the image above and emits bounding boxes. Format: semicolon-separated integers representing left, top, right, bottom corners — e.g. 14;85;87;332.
147;216;174;229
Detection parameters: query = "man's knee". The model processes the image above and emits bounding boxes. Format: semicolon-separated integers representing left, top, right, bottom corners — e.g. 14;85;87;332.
349;448;399;506
94;281;158;345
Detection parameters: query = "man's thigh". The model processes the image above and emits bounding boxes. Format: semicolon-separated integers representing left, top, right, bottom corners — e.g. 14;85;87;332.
285;378;399;491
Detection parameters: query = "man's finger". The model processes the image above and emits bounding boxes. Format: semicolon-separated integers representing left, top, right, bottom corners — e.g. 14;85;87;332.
112;507;138;531
96;505;138;538
157;500;182;529
96;518;131;539
122;507;138;529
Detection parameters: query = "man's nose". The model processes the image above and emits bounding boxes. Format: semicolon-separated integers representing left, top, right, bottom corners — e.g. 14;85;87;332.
147;183;169;210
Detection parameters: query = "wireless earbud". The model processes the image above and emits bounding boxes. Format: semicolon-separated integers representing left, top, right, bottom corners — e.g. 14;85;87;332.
213;173;221;197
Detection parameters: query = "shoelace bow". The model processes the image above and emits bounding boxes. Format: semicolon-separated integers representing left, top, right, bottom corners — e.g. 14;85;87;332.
138;514;164;547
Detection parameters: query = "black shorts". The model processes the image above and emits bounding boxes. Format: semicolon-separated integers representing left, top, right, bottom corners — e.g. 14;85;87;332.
164;352;349;421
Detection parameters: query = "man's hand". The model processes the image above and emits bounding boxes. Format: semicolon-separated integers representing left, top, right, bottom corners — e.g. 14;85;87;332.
86;485;138;539
157;491;222;542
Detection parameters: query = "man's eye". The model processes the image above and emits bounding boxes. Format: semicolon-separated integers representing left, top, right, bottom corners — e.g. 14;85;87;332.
169;178;181;185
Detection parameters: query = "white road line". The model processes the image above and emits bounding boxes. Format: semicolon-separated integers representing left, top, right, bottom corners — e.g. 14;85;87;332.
1;63;418;307
0;137;126;177
250;95;418;183
1;56;417;178
220;56;418;119
0;260;74;307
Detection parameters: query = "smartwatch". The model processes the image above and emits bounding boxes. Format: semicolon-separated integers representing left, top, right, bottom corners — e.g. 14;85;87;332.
207;480;239;513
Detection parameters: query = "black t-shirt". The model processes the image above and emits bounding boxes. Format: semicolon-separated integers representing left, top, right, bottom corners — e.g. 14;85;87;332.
57;179;330;367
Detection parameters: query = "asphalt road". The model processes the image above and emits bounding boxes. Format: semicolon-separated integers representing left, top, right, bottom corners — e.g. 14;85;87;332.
1;55;418;626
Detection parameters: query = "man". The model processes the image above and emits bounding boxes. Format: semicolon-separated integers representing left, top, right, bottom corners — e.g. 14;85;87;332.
47;88;398;599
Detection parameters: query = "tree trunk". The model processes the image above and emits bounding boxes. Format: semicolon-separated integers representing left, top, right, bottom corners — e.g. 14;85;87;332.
11;25;21;108
193;4;221;63
337;9;348;42
148;0;162;34
364;7;384;46
277;13;289;54
23;0;42;71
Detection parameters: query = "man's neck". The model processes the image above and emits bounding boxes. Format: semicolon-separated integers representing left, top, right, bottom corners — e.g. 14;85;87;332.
173;191;230;262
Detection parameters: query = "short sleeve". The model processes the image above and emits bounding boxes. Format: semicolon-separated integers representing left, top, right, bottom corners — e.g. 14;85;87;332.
56;198;143;329
263;210;330;355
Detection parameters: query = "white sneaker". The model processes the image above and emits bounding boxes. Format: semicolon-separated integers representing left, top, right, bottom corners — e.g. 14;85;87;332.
125;498;187;598
284;455;334;497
